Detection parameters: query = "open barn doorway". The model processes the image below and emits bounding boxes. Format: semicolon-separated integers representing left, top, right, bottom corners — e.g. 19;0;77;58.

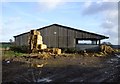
75;38;100;45
75;38;100;51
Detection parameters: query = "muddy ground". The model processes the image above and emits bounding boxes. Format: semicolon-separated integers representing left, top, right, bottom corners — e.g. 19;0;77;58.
2;53;120;83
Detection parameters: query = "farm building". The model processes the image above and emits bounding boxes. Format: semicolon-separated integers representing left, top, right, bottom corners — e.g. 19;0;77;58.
14;24;109;50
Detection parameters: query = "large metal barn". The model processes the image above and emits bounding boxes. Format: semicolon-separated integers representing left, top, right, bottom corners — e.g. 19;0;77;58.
14;24;109;50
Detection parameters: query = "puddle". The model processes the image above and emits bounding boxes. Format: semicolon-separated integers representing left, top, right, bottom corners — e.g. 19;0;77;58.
110;58;118;62
107;60;113;64
115;54;120;58
107;58;119;64
37;78;52;82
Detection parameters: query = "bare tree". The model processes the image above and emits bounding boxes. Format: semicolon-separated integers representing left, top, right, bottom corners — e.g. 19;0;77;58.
9;39;13;43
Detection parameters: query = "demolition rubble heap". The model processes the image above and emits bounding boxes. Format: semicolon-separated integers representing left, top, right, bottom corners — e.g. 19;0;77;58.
28;30;61;54
100;44;115;54
28;30;47;52
94;44;115;57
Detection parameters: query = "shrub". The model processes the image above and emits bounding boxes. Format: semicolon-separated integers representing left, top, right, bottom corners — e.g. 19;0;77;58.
61;48;68;53
10;45;29;53
66;48;77;53
61;48;77;53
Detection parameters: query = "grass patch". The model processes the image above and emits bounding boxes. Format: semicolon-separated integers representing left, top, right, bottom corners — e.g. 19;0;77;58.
117;49;120;52
10;45;29;53
2;50;25;59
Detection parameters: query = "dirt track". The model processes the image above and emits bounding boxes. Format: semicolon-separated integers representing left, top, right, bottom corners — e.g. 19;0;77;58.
2;53;120;83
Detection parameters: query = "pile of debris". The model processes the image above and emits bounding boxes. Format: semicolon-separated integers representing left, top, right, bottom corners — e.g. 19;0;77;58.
28;30;47;53
100;44;115;54
28;30;61;55
95;44;115;57
27;30;118;58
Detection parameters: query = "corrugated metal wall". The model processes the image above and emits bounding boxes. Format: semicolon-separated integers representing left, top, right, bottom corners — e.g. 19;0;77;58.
39;25;75;48
15;33;29;46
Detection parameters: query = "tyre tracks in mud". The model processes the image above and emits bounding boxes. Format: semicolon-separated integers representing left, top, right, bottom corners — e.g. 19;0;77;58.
51;54;120;82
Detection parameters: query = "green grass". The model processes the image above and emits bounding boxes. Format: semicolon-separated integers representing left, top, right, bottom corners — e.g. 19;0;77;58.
117;49;120;52
2;50;25;58
0;43;12;48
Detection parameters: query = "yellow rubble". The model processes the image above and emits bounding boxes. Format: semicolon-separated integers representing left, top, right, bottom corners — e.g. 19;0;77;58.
28;30;61;55
100;44;114;54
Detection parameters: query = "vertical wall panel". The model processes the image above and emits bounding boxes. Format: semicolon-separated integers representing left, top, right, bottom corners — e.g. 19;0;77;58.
68;29;75;48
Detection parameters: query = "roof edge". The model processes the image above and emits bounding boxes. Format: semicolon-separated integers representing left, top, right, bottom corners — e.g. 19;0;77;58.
14;23;109;39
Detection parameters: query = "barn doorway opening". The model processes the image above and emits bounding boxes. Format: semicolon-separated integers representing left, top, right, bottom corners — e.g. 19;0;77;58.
78;40;91;44
75;38;101;51
76;38;101;45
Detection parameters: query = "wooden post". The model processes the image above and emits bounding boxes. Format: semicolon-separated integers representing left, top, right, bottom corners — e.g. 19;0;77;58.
96;40;97;45
76;39;79;44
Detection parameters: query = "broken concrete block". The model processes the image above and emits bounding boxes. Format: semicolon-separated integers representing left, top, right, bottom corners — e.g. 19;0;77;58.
42;53;50;60
38;44;47;49
30;30;37;35
36;31;40;35
37;64;44;68
51;48;61;54
37;35;43;44
57;49;61;54
100;44;114;54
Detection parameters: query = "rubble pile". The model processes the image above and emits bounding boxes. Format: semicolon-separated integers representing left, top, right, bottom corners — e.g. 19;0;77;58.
28;30;47;53
28;30;61;55
100;44;114;54
94;44;115;57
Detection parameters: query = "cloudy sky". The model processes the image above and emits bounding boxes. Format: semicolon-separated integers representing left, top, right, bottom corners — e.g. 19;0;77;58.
0;0;119;45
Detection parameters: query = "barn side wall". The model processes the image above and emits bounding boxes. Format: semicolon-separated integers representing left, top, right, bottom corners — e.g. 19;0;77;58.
14;25;104;49
15;33;29;46
39;25;75;48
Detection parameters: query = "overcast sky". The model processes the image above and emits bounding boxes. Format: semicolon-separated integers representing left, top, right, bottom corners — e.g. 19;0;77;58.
0;0;119;45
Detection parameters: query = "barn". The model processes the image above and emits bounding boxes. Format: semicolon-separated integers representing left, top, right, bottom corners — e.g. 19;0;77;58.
14;24;109;50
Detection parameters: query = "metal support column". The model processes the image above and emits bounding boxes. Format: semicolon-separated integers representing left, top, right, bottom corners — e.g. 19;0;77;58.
98;40;101;45
96;40;97;45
